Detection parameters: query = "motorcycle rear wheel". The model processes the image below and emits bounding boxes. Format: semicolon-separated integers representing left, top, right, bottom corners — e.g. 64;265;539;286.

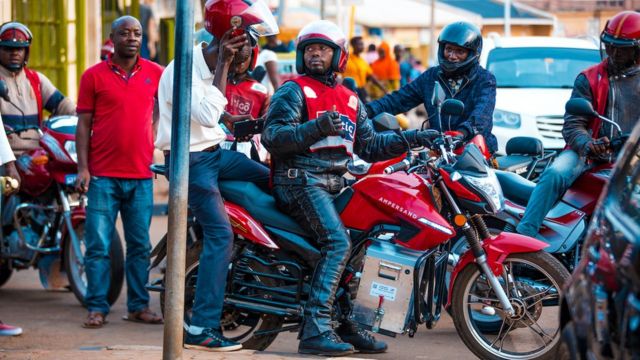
159;241;285;351
0;260;12;287
451;251;569;360
64;221;125;307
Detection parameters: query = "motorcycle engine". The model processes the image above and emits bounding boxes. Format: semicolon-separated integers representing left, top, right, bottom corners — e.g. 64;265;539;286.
4;227;39;261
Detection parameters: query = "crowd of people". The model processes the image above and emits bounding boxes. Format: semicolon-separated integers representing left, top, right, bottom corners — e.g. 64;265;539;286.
0;0;639;357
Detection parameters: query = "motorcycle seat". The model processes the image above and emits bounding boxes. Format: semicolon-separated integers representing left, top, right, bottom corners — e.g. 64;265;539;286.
496;155;533;176
495;169;536;206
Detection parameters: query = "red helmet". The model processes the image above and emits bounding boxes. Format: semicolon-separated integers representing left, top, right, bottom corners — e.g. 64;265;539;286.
204;0;278;41
601;11;640;48
295;20;348;74
0;22;32;67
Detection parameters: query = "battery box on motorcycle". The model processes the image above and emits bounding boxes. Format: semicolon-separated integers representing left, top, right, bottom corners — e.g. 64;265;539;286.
349;240;427;335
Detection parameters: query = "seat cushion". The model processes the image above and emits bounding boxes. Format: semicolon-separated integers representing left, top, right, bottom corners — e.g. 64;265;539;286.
496;155;533;175
219;181;308;237
505;137;544;156
495;170;536;206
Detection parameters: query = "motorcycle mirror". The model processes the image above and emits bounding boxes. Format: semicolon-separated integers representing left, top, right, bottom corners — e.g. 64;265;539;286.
372;112;400;132
565;98;598;117
441;99;465;117
431;81;445;107
0;80;9;102
342;77;358;93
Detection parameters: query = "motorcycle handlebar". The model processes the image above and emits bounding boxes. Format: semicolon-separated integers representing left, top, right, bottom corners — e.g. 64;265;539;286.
383;159;411;174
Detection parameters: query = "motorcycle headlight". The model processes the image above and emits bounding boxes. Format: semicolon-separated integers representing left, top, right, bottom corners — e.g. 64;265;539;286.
493;109;521;129
463;168;504;213
64;141;77;163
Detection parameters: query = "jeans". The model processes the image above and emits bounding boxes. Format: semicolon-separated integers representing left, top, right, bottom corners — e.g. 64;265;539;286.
85;177;153;314
166;149;269;329
272;183;351;340
516;150;586;237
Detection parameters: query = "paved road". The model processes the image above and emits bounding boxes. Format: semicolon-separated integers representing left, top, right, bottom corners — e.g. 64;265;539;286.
0;215;476;359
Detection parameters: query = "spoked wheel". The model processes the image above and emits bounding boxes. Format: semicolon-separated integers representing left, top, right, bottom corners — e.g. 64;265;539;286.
451;251;569;360
160;242;284;350
64;221;124;307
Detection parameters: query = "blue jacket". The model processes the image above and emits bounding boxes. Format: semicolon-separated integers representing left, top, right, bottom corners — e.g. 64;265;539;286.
366;63;498;153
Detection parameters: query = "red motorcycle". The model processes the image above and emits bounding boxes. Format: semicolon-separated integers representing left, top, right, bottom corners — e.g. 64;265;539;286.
149;100;569;360
0;82;123;306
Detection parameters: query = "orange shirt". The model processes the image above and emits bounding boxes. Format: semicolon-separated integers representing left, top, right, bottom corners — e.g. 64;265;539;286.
344;53;373;88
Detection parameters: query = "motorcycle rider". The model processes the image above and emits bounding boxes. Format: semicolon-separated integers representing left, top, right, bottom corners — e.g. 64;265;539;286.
365;21;498;154
516;10;640;238
0;22;75;150
262;20;437;356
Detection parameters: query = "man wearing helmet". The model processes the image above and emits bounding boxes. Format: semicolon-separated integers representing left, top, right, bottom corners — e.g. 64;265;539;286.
156;0;276;352
263;20;437;356
366;21;498;153
0;22;75;150
516;10;640;238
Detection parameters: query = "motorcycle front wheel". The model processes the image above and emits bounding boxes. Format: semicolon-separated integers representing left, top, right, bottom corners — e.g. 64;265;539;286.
64;221;125;307
451;251;569;360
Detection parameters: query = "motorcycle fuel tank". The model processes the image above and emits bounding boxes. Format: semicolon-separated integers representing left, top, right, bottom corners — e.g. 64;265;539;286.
341;172;454;252
350;240;425;335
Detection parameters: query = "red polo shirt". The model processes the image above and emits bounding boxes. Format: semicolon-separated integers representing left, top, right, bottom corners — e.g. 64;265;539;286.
77;56;163;178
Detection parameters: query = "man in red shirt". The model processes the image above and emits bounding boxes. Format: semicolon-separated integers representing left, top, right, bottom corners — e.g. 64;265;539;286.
75;16;163;328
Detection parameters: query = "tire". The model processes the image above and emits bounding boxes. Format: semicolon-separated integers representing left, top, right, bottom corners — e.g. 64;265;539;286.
160;240;284;351
451;251;570;360
558;321;579;360
0;260;12;287
64;220;125;307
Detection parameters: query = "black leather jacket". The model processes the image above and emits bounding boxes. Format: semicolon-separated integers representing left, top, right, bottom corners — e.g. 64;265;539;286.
263;75;419;192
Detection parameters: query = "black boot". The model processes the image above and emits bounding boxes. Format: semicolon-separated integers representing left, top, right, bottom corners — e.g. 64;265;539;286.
298;330;355;357
337;321;388;354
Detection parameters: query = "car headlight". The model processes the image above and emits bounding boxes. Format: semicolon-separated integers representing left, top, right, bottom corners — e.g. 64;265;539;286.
64;141;78;163
463;167;504;213
493;109;521;129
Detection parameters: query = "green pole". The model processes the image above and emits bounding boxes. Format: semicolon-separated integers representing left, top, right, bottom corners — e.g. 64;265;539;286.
76;0;86;80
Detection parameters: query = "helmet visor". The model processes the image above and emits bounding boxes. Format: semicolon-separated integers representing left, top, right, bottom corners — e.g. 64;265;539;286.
243;0;279;37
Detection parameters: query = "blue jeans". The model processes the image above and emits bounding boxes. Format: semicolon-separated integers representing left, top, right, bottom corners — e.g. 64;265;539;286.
85;177;153;314
166;149;269;329
516;150;586;237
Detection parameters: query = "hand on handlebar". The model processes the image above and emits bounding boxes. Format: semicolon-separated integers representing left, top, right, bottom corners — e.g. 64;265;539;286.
587;137;611;157
415;129;440;147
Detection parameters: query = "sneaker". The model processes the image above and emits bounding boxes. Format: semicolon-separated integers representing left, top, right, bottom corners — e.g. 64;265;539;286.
184;327;242;352
0;322;22;336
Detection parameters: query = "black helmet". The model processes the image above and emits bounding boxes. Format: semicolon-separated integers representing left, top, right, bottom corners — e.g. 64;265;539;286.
437;22;482;76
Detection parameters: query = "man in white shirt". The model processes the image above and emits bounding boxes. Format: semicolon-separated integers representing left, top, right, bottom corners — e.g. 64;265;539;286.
155;29;269;352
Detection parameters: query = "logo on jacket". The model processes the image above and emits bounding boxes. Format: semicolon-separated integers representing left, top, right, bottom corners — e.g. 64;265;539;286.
303;86;317;99
348;95;358;110
316;111;356;141
230;94;253;115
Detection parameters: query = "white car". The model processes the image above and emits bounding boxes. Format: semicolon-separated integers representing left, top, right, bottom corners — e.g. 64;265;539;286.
480;36;600;154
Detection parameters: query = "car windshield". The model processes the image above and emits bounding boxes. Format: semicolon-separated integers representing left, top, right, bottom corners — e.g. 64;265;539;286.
487;47;600;88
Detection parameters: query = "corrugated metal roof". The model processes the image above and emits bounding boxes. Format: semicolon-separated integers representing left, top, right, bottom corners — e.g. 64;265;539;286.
439;0;547;19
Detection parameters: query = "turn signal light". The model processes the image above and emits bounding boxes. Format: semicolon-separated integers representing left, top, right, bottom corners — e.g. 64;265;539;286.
31;155;49;166
454;214;467;227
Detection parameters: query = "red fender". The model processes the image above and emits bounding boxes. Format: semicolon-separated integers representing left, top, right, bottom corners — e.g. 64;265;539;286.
446;232;549;307
225;201;279;250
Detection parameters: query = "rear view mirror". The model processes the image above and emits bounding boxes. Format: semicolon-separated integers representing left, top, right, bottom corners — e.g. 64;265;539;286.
565;98;597;117
372;113;401;132
0;80;9;102
441;99;464;117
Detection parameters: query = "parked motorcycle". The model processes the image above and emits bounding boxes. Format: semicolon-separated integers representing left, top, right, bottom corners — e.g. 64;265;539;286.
149;100;569;360
0;81;124;306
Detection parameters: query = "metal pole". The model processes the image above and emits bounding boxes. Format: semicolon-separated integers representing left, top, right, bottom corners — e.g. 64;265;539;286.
504;0;511;37
320;0;326;20
429;0;436;65
162;0;194;359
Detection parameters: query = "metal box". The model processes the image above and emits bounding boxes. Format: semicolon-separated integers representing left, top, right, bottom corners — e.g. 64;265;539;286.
349;240;424;334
